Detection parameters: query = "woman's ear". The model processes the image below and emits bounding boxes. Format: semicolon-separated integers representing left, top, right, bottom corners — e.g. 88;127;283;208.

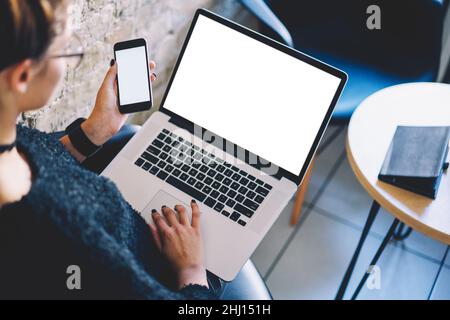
7;59;33;94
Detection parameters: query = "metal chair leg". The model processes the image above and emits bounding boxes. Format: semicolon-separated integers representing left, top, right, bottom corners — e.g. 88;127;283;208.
335;200;380;300
351;219;400;300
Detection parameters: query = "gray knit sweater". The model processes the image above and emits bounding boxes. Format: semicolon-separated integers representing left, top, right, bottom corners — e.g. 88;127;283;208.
0;125;214;299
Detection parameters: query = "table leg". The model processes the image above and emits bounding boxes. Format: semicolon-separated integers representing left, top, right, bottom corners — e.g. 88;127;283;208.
393;222;413;241
335;200;380;300
427;245;450;300
350;218;400;300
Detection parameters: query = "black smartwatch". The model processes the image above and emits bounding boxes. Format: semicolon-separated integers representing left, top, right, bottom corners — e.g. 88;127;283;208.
65;118;102;157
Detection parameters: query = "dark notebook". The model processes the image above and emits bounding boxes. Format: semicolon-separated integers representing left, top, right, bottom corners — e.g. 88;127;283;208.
378;126;450;199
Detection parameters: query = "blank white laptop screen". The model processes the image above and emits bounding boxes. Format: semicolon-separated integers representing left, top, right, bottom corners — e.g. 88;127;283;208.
163;15;342;175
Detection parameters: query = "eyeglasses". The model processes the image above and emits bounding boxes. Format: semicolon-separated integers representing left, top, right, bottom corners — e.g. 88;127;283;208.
50;33;84;69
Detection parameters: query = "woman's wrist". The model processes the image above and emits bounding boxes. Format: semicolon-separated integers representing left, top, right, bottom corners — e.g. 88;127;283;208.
177;266;209;290
81;118;113;146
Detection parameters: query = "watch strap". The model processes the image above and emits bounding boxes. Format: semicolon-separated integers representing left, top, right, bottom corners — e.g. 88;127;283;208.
66;118;102;157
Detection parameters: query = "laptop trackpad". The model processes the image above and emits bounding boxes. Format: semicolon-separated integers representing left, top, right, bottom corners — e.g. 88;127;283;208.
141;190;191;226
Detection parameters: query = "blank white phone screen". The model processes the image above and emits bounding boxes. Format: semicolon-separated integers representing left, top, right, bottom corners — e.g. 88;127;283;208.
116;46;150;105
163;15;342;175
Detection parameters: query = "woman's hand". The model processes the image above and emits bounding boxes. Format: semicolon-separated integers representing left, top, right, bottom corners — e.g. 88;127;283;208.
149;200;208;290
81;59;156;146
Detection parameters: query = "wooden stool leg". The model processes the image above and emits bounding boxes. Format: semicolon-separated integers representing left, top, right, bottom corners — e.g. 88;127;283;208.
290;159;315;226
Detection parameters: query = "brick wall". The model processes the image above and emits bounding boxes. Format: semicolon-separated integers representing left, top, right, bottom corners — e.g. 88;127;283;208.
21;0;254;132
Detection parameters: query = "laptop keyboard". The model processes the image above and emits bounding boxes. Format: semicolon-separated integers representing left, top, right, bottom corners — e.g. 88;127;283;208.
133;128;273;227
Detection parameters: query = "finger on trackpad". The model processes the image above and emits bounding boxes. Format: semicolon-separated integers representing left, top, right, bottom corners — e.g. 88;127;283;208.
141;190;190;225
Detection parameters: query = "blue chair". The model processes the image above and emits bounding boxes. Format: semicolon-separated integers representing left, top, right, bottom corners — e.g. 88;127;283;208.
239;0;448;224
240;0;446;122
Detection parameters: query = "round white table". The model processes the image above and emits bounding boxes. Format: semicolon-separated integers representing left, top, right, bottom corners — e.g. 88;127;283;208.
336;82;450;300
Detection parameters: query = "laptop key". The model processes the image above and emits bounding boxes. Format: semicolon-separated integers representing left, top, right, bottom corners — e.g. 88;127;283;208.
214;202;224;212
195;181;204;190
230;212;240;221
235;194;245;203
247;191;256;199
243;198;259;211
234;203;253;218
209;162;218;169
192;161;202;169
200;165;209;173
218;194;228;203
189;168;198;176
215;173;224;182
149;166;159;175
256;186;269;197
135;158;145;167
164;136;172;144
165;165;174;173
157;161;166;169
231;182;240;190
181;164;190;172
231;173;241;181
210;190;220;199
180;173;189;181
231;166;239;172
196;172;206;181
187;177;196;186
247;182;257;190
142;152;159;164
162;128;169;134
219;186;229;194
239;170;247;177
147;145;161;156
212;181;221;189
142;161;151;171
157;132;166;140
226;199;236;207
152;139;164;148
207;169;216;178
173;160;183;168
166;175;207;203
237;219;247;226
227;190;237;198
224;169;233;177
222;210;231;217
204;197;216;208
192;152;202;161
240;177;249;186
204;177;213;185
172;168;181;177
223;178;232;186
157;170;168;180
255;195;264;204
247;174;256;181
202;186;212;194
256;179;264;185
217;165;226;173
264;183;273;190
238;186;248;194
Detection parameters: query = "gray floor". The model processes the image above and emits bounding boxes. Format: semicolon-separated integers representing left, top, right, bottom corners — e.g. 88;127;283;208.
251;125;450;300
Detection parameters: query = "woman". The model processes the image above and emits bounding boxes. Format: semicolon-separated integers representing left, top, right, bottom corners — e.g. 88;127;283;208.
0;0;212;299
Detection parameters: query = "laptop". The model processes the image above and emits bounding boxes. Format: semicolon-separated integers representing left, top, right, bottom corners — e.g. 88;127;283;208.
102;9;347;281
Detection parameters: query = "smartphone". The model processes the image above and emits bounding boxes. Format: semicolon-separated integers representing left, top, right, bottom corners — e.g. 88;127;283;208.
114;38;152;113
